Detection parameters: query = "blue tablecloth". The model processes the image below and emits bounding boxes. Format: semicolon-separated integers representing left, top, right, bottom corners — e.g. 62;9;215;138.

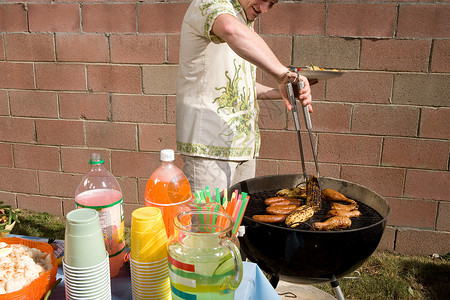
9;235;280;300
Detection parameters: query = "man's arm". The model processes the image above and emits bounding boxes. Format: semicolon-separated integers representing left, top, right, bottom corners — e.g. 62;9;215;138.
211;13;311;111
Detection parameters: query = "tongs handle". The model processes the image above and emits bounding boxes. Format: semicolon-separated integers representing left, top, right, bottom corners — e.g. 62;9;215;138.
286;81;301;131
297;80;312;130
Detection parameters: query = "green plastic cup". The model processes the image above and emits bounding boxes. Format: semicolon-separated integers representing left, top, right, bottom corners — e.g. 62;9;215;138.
64;208;107;268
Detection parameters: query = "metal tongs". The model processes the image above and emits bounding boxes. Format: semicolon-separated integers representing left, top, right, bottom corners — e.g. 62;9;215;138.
286;67;322;210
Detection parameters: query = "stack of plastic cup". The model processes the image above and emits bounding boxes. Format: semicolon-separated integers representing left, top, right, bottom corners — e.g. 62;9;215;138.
63;208;111;300
130;207;171;299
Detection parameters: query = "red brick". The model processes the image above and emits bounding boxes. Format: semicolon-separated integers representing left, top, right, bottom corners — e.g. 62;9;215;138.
0;35;3;61
167;95;176;124
10;90;58;118
261;3;325;35
110;35;165;64
387;198;437;228
420;107;450;139
138;3;189;34
318;134;382;165
13;144;60;171
123;203;143;226
36;119;85;146
137;178;148;205
327;4;396;37
0;168;38;194
167;35;180;64
404;170;450;201
260;130;315;161
258;100;287;130
0;192;16;208
142;65;177;94
0;62;35;89
0;143;13;167
361;39;431;72
85;122;137;150
294;102;352;133
139;124;176;152
397;4;450;38
255;159;278;177
61;148;112;174
111;151;160;178
82;3;136;33
431;40;450;73
0;4;27;32
16;194;63;216
341;165;405;198
28;3;80;33
0;117;35;143
36;63;86;91
56;34;109;63
262;36;293;67
87;65;141;93
327;72;393;104
352;104;420;136
5;33;55;61
382;137;448;170
395;228;450;255
38;171;82;197
59;92;110;120
436;202;450;231
63;200;77;216
0;90;8;115
376;226;395;252
279;161;340;179
111;94;165;123
116;177;138;205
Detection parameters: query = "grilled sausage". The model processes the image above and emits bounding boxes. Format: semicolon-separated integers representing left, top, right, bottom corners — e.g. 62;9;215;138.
268;198;303;206
252;214;287;223
264;196;299;206
266;204;299;215
331;202;358;211
326;209;361;218
312;216;352;231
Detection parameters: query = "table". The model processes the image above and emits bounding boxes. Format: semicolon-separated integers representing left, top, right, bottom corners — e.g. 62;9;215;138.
9;235;280;300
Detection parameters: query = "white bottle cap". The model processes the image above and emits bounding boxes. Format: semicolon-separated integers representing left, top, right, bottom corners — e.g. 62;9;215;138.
160;149;175;162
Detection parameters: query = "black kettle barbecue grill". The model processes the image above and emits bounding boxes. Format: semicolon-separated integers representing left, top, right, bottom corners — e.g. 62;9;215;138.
228;72;390;299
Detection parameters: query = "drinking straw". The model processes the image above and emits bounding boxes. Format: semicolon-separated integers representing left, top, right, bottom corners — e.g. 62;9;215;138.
215;188;220;203
205;186;212;202
222;189;227;206
232;195;250;236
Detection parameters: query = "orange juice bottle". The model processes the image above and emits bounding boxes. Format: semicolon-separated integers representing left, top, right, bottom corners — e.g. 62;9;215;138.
145;149;192;238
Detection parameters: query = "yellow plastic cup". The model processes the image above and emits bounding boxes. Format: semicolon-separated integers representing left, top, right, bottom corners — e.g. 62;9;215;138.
131;207;168;262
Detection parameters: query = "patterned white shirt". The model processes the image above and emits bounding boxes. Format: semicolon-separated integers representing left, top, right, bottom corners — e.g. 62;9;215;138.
176;0;260;160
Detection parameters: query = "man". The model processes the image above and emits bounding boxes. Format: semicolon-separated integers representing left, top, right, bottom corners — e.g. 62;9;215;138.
176;0;312;194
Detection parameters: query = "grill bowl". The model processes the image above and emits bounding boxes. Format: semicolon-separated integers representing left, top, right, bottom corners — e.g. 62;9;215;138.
229;174;390;285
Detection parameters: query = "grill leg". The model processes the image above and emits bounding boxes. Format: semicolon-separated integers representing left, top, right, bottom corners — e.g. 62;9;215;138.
330;276;345;300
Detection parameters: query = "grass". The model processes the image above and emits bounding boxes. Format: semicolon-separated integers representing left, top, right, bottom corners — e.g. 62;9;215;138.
10;209;450;300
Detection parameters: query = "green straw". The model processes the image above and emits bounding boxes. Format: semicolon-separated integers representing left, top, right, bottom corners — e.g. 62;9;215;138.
215;187;220;203
232;195;250;236
205;186;212;203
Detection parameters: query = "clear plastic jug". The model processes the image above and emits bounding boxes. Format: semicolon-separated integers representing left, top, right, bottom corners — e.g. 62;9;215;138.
167;210;243;300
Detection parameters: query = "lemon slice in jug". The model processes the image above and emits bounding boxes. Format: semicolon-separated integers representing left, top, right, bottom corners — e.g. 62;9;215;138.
214;255;234;275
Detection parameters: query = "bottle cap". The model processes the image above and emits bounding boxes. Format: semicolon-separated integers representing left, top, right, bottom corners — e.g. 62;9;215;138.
89;153;104;164
160;149;175;162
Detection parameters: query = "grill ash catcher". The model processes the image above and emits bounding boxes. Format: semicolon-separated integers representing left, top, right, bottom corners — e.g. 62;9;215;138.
228;70;390;300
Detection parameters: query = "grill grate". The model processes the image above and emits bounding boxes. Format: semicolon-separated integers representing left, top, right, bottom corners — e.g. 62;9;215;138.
244;189;383;231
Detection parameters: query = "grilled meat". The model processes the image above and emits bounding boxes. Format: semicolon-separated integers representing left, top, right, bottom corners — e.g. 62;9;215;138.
331;202;358;211
253;214;287;223
264;197;301;206
322;188;357;205
312;216;352;231
326;209;361;218
285;205;315;228
275;187;306;198
266;204;299;215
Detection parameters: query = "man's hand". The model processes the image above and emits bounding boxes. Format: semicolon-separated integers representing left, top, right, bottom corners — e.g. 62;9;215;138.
277;72;312;112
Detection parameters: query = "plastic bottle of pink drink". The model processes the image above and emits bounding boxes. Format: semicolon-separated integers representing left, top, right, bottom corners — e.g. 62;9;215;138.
75;153;125;278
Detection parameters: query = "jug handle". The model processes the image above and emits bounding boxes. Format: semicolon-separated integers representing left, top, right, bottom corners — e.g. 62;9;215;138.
221;240;243;290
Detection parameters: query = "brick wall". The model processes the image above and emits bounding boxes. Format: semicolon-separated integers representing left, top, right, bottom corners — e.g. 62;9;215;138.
0;1;448;255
